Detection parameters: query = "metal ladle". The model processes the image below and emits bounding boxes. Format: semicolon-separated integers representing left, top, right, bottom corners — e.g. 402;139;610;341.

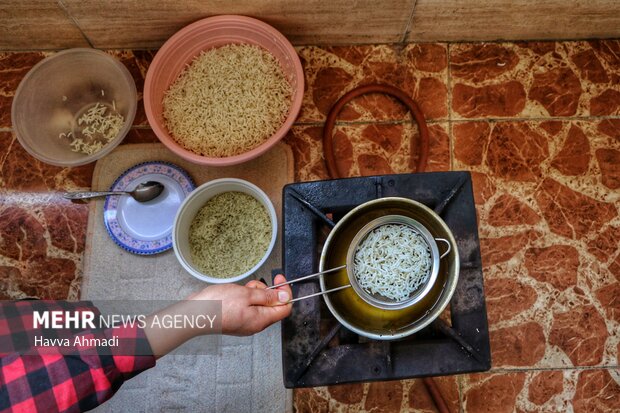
63;181;165;202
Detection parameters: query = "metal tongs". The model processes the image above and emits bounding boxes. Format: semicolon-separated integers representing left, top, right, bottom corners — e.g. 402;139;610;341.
267;265;351;303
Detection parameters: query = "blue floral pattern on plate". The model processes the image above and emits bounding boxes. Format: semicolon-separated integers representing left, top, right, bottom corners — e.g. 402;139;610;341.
103;161;195;255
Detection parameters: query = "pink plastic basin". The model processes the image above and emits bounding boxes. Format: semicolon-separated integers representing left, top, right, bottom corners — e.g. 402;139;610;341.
144;15;304;166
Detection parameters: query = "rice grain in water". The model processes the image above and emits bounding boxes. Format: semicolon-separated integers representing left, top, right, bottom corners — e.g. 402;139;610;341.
189;192;271;278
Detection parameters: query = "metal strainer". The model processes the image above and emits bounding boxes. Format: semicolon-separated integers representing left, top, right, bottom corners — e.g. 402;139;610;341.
270;214;451;309
346;215;451;310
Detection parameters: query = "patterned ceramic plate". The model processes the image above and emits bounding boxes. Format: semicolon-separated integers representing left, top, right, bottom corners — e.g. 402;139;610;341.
103;161;195;255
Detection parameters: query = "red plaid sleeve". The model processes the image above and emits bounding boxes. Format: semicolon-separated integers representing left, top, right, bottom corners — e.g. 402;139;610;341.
0;301;156;413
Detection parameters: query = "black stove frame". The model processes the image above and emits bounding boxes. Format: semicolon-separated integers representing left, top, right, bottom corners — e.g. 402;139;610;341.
280;172;491;388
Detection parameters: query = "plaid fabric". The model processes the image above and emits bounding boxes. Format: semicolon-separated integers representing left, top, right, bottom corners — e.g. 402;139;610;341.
0;301;156;413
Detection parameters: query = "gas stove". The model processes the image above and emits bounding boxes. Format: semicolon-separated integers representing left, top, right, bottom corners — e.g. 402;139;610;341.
279;171;491;387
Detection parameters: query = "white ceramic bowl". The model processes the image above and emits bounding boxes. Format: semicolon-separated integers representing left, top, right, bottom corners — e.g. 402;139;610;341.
173;178;277;283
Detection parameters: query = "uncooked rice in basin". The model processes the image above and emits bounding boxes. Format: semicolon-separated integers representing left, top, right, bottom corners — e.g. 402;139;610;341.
353;223;432;302
189;191;272;278
163;44;292;158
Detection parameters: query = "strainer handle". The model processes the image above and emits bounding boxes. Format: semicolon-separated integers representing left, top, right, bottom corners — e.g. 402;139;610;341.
436;238;451;259
268;265;350;305
267;264;347;290
286;284;352;304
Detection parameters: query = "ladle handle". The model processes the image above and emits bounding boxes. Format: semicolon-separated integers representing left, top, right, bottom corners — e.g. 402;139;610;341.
63;191;129;200
268;265;350;305
286;284;351;304
436;238;451;259
268;265;346;289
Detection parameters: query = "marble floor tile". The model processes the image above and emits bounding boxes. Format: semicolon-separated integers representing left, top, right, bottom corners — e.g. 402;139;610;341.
462;369;620;413
297;44;449;123
285;121;450;181
294;376;459;413
453;119;620;370
450;40;620;120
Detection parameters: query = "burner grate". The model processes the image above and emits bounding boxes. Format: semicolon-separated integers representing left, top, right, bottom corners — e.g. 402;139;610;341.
280;172;491;388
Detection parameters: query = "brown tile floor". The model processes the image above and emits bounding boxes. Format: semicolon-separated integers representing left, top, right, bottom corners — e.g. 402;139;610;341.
1;40;619;412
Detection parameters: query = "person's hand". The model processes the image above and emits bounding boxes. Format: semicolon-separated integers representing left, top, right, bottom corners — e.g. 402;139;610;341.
144;275;292;356
188;274;292;336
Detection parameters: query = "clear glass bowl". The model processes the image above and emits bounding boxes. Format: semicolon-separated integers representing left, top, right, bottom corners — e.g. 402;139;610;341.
11;48;137;167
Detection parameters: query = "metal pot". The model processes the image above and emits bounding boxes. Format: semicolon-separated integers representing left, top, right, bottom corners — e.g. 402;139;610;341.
319;197;459;340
